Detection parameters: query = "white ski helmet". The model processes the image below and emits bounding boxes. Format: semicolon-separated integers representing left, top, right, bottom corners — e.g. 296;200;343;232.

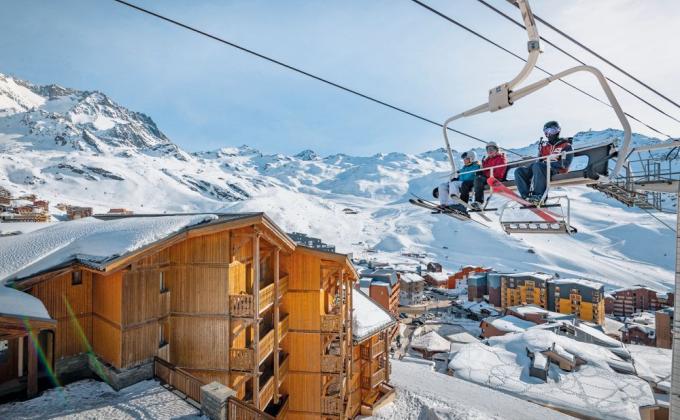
486;141;499;151
461;150;477;161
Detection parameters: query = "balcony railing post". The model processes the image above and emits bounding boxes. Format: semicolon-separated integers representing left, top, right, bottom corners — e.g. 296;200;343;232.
253;231;261;409
274;247;280;404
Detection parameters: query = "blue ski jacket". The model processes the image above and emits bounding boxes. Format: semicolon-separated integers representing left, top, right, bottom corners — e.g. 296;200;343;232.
457;162;481;182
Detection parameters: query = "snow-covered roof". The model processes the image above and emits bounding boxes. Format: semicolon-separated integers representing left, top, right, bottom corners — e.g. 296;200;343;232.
627;344;672;385
448;329;655;420
489;315;536;333
0;214;226;283
352;289;395;341
447;332;479;344
0;285;51;320
424;272;449;282
503;272;553;281
400;272;424;283
575;323;623;348
462;300;500;316
410;331;451;353
551;278;604;290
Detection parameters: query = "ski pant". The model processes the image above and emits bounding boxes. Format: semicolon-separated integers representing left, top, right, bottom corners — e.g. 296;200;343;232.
515;161;561;198
472;175;487;204
438;180;472;205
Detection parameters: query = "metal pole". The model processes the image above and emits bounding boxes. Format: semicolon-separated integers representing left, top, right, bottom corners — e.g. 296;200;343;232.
671;188;680;419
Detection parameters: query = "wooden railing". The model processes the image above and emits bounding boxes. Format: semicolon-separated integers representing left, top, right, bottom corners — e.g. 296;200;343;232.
360;341;385;360
321;314;342;332
277;396;289;419
230;348;254;371
277;314;289;341
154;357;204;403
227;397;276;420
230;294;255;317
321;396;343;415
259;329;275;363
361;368;386;389
321;354;343;373
279;275;289;297
259;376;275;411
259;283;275;314
279;354;289;385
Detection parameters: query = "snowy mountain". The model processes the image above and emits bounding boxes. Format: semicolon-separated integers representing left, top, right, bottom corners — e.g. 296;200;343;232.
0;72;675;291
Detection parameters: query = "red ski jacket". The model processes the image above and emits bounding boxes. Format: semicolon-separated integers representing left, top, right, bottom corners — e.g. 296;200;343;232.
482;153;508;180
539;139;573;173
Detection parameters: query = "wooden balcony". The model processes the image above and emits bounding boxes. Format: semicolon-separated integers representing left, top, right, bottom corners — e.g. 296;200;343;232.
259;329;275;364
230;348;254;371
279;353;289;386
276;395;289;419
259;375;275;411
259;283;275;314
279;274;289;297
361;368;386;389
230;294;254;318
277;314;289;341
321;396;343;416
321;314;342;333
321;354;343;373
360;341;385;360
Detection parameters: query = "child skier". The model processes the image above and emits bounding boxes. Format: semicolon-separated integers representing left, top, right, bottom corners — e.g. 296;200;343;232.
433;150;481;214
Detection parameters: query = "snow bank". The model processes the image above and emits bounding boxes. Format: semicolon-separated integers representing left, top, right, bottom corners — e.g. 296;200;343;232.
352;289;394;339
0;214;217;283
628;344;672;385
448;329;655;420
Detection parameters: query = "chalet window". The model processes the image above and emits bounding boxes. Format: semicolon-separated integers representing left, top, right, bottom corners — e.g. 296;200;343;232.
159;272;167;293
71;271;82;286
0;340;7;363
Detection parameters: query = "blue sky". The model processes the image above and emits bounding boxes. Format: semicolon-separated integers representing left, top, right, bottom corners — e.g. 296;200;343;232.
2;0;679;155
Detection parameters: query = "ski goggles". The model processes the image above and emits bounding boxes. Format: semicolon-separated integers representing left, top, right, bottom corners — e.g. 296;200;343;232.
544;126;561;136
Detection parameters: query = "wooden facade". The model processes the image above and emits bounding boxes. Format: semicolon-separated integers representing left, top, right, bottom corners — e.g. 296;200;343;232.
0;213;392;419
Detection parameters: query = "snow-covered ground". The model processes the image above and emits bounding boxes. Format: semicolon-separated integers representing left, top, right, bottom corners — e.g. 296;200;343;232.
0;379;202;419
370;357;572;420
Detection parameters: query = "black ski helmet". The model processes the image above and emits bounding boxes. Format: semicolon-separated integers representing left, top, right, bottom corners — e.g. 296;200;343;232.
543;120;561;132
432;187;439;199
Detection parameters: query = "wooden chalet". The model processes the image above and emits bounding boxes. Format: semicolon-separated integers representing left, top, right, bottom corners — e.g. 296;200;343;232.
0;212;394;419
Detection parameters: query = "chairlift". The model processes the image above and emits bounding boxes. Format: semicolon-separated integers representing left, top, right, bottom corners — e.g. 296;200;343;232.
438;0;632;235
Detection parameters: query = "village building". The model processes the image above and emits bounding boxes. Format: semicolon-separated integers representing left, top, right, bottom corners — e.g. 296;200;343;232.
398;272;425;306
0;212;395;419
107;208;134;215
499;272;552;309
656;307;673;349
505;304;573;325
480;315;536;338
609;285;674;317
409;331;450;360
426;262;442;273
422;271;449;288
467;272;488;301
66;206;94;220
487;272;502;307
0;187;11;206
547;279;606;325
357;269;400;319
288;232;336;253
620;312;657;346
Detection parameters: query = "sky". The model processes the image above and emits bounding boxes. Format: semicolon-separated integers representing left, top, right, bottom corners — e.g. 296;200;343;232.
1;0;680;156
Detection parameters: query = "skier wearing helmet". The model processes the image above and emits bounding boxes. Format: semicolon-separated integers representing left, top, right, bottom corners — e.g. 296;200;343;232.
434;150;481;214
515;121;573;202
471;141;507;209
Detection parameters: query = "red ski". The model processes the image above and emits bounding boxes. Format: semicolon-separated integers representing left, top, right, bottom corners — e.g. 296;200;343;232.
487;177;559;223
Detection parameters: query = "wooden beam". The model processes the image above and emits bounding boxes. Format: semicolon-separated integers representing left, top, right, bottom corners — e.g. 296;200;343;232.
273;247;280;404
27;331;38;397
252;231;261;409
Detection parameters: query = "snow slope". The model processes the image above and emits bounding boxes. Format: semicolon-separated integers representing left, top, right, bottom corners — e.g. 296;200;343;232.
0;72;675;291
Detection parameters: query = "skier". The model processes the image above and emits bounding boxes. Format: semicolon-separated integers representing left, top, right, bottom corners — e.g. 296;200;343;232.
471;141;507;209
433;150;481;214
515;121;573;202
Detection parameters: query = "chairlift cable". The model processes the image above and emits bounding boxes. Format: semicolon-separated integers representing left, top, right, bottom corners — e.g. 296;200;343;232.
474;0;680;132
410;0;677;140
111;0;524;158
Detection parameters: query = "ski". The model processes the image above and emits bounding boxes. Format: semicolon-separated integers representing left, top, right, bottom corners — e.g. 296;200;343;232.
409;195;490;228
449;196;492;222
486;177;560;223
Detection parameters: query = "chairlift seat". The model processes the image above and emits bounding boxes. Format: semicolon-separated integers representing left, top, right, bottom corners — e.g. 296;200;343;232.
485;141;616;190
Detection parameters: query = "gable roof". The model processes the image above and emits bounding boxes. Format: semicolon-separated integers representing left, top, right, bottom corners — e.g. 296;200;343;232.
0;213;298;284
